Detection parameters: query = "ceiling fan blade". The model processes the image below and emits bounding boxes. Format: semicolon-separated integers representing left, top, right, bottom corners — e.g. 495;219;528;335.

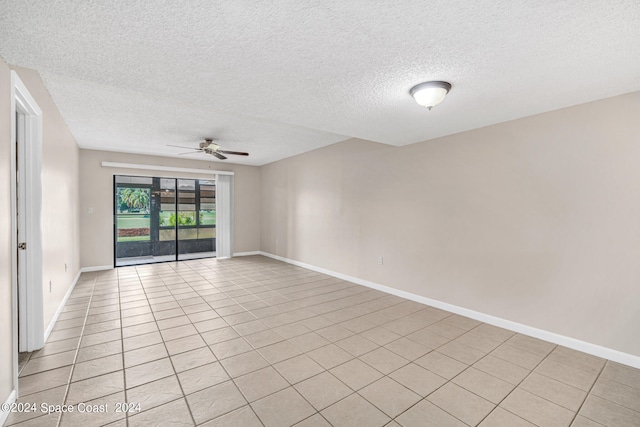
168;144;199;149
177;151;200;155
212;152;227;160
218;150;249;156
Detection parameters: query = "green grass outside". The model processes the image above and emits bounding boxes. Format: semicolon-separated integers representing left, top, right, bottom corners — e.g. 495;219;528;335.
116;214;149;242
117;235;150;242
117;212;214;237
200;211;216;225
117;215;150;229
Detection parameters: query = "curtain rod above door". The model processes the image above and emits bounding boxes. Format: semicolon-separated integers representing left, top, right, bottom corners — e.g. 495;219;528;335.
101;161;234;176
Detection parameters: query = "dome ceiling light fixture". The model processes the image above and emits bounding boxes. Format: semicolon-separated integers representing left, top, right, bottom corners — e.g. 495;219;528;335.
410;81;452;110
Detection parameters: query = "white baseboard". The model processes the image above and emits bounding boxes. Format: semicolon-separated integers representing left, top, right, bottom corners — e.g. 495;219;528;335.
44;269;82;342
80;265;113;272
1;389;17;425
234;251;261;257
259;251;640;369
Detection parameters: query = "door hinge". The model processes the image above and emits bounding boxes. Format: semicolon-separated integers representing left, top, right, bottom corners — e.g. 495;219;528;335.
18;242;27;250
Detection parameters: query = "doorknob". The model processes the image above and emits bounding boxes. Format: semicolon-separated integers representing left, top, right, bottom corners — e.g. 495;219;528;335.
18;242;26;250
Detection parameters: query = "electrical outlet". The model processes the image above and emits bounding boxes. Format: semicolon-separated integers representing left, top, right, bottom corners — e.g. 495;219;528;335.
377;256;383;265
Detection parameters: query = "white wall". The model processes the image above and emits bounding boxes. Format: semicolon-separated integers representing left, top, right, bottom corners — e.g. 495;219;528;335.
261;91;640;359
79;149;261;268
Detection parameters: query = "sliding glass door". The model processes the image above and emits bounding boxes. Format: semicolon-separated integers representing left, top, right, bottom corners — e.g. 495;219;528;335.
114;175;216;266
114;176;155;264
154;178;178;261
176;179;216;260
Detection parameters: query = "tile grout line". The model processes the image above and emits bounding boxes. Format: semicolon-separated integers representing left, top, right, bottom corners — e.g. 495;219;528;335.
257;313;450;424
188;263;269;427
501;347;612;414
61;267;357;425
380;325;538;426
41;263;236;425
383;319;613;425
16;351;34;378
309;316;463;423
209;261;287;424
379;341;478;425
181;261;340;426
120;267;130;427
130;262;198;426
198;270;459;424
136;261;217;426
567;360;609;426
570;362;640;416
56;272;99;427
471;341;558;426
271;314;482;424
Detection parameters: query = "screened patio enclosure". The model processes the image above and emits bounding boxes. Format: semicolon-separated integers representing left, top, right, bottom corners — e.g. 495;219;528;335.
114;175;217;266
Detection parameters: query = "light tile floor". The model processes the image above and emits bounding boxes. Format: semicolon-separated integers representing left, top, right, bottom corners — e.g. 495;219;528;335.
6;255;640;426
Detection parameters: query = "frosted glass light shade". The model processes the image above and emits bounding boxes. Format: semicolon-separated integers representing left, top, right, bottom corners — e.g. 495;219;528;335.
410;81;452;109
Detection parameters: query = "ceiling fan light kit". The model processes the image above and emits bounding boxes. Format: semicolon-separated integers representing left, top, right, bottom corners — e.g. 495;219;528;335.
201;139;218;149
410;81;452;110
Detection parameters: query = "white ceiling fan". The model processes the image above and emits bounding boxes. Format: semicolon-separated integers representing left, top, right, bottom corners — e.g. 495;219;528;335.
168;139;249;160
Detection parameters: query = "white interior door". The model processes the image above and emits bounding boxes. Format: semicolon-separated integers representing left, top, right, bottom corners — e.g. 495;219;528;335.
16;112;28;351
11;71;44;363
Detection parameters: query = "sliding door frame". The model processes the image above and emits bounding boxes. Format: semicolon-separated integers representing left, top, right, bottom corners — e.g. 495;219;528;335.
112;174;218;267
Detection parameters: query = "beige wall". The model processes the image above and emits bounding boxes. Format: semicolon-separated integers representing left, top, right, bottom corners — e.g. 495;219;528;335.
261;91;640;358
0;61;81;403
12;66;82;328
79;150;261;268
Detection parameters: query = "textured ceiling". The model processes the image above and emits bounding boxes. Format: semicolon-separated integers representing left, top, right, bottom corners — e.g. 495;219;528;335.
1;1;639;165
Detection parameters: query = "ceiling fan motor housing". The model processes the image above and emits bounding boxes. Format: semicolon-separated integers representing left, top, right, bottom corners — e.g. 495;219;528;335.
200;140;220;151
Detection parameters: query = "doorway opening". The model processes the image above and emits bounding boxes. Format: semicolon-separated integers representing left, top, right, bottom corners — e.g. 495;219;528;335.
10;71;45;395
114;175;217;266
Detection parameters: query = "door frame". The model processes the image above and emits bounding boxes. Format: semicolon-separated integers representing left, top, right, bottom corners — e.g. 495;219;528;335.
113;176;159;266
10;71;44;389
113;174;219;266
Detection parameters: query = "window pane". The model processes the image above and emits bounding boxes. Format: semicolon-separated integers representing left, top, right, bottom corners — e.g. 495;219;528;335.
115;185;151;242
